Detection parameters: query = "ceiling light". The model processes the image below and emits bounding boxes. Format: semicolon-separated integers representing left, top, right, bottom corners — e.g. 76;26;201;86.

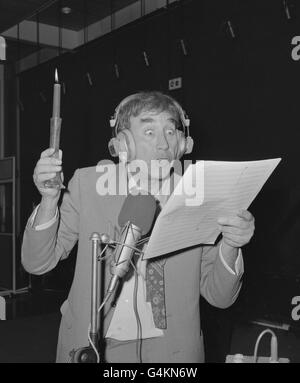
61;7;72;15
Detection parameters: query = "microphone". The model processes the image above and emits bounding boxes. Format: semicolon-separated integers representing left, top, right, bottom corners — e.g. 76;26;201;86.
106;194;157;293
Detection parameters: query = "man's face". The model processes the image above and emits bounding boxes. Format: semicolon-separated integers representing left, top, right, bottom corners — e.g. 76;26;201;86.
129;110;179;180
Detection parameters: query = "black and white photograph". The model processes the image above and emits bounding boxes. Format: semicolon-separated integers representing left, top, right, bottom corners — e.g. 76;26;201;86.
0;0;299;368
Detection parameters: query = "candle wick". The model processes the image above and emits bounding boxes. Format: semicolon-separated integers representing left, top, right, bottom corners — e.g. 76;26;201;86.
55;68;59;84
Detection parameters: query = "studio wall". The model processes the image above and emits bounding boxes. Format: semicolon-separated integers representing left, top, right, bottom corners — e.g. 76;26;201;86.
17;0;300;323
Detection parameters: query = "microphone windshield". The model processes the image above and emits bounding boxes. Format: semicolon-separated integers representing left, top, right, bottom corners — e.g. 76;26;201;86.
118;194;157;235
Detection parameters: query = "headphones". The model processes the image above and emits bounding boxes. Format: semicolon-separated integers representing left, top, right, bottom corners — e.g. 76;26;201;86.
108;93;194;162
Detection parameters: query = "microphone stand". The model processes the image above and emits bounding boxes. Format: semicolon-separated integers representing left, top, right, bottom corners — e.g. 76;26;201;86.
69;229;147;363
70;233;101;363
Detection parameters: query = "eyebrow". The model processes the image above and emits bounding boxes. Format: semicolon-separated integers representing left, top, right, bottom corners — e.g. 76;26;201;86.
140;117;155;123
139;117;178;126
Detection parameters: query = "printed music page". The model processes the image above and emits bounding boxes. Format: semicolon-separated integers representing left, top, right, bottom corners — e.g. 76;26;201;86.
143;158;281;260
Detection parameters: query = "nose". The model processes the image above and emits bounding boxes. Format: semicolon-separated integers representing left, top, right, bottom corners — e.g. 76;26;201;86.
156;131;169;151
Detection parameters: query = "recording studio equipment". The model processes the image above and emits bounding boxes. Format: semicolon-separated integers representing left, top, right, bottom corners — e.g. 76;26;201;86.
106;193;157;294
70;194;157;363
70;233;102;363
226;328;290;363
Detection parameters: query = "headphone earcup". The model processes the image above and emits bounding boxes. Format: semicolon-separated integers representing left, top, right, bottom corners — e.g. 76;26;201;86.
108;129;136;162
175;131;194;159
176;130;187;159
185;136;194;154
108;137;119;157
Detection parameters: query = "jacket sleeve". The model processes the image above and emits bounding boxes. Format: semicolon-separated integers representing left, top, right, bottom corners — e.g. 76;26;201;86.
21;169;81;275
200;241;244;308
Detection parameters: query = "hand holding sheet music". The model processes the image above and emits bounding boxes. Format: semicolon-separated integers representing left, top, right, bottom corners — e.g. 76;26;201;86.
143;158;281;260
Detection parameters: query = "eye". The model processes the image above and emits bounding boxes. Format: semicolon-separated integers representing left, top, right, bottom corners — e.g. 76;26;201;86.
145;129;154;136
166;128;176;136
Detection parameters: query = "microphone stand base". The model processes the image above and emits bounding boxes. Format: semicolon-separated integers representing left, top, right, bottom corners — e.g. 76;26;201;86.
69;347;99;363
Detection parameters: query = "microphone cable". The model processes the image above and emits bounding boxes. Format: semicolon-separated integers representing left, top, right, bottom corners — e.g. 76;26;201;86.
106;230;151;363
133;263;143;363
253;328;278;363
131;235;151;363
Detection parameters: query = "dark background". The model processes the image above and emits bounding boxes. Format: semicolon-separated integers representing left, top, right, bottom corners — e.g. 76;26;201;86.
3;0;300;361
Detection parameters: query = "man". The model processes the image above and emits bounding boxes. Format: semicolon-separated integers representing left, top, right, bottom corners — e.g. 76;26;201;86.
22;91;255;363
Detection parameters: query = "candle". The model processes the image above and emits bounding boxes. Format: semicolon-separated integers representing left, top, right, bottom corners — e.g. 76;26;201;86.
52;68;61;118
45;68;64;189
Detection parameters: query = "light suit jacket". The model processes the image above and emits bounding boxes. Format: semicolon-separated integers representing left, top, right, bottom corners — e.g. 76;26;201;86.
21;166;243;363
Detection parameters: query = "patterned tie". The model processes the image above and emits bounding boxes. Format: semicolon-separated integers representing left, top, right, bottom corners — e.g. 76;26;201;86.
146;257;167;329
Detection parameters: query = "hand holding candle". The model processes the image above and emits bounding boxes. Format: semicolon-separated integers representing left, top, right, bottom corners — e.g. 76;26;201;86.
44;68;64;189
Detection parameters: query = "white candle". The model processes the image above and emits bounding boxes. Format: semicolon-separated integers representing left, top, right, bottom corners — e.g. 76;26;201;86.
52;68;61;118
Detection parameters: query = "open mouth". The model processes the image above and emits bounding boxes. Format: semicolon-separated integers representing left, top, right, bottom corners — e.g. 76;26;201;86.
156;159;171;165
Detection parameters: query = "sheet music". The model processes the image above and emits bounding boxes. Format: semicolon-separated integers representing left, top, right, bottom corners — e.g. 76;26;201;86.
143;158;281;260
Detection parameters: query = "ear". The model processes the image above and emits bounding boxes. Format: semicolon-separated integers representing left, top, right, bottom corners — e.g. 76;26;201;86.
185;136;194;154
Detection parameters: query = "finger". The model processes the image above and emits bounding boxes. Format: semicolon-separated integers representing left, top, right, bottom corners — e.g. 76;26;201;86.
35;165;62;174
222;232;243;245
218;225;245;236
217;216;249;229
35;173;57;182
38;157;62;166
237;209;254;222
40;148;55;158
58;149;63;160
222;236;241;248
